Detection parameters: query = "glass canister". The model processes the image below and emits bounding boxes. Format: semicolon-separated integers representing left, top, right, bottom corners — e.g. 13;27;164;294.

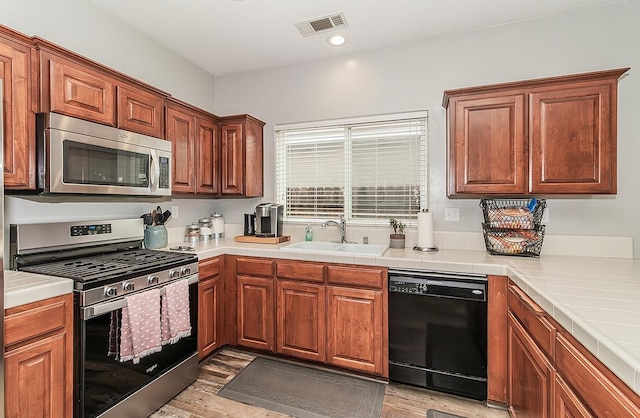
144;225;168;249
211;212;225;238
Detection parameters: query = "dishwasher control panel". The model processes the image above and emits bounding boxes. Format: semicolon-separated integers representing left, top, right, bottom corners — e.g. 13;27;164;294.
389;272;487;301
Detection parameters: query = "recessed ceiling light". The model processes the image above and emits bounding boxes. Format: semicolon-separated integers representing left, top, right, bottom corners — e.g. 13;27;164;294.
328;34;346;46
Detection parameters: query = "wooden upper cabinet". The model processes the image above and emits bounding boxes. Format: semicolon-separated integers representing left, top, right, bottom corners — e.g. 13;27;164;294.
44;52;116;126
36;38;168;137
443;68;629;196
0;28;36;190
448;93;527;195
166;102;196;193
220;115;265;197
116;85;165;138
530;82;616;194
196;116;219;194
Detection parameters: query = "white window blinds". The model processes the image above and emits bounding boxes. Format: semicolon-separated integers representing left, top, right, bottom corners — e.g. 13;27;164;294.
275;111;427;224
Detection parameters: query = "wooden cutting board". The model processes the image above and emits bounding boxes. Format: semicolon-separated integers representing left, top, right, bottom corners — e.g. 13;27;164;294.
234;235;291;244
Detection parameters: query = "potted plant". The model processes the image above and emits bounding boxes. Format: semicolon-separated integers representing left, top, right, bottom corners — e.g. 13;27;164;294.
389;218;406;249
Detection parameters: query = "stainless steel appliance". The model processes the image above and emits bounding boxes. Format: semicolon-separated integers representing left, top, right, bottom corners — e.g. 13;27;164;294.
10;218;198;418
388;269;488;400
255;203;283;237
36;113;171;196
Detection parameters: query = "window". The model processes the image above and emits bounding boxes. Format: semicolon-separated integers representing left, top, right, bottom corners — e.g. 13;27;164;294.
275;111;427;224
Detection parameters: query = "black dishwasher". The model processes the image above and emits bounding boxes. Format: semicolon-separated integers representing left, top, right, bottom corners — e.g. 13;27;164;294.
388;269;488;400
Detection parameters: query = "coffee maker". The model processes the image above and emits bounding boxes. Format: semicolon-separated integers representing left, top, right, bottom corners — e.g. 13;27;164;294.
255;203;284;237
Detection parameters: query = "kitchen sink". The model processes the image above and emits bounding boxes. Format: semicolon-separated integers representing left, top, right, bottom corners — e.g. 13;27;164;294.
281;241;389;256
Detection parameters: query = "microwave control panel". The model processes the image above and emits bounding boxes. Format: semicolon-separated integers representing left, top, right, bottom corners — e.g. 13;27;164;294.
159;157;170;189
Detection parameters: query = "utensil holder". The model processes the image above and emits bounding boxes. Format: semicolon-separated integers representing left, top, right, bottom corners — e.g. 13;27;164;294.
144;225;168;249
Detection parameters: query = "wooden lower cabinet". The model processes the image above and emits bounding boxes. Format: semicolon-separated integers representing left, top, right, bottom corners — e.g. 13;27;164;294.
4;294;73;418
554;375;593;418
326;286;384;375
237;275;274;351
276;280;326;362
198;257;223;361
507;311;554;418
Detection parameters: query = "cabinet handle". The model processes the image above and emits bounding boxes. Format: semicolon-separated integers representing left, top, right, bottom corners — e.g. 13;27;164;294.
509;284;545;316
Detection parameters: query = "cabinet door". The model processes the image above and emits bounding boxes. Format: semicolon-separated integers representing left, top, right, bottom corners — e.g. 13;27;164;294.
220;122;244;195
555;375;594;418
166;105;196;193
326;286;384;375
276;280;325;362
198;276;222;360
47;55;116;126
5;333;69;418
0;34;35;189
530;82;616;194
196;117;219;194
448;93;527;196
507;312;554;418
237;275;274;351
116;85;165;138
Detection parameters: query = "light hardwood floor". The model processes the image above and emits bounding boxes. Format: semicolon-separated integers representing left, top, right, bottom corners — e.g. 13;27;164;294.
150;348;509;418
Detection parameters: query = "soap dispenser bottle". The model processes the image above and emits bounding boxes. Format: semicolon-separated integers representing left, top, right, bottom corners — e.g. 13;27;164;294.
305;223;313;241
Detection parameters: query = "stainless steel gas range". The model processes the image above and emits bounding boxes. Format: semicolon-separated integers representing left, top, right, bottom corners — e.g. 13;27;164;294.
10;218;199;418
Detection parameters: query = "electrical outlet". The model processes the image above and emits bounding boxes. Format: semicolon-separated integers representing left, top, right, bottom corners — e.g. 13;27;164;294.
444;207;460;222
542;208;549;223
171;205;179;219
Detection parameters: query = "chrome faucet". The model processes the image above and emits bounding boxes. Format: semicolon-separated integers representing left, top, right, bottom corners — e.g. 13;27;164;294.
321;215;353;243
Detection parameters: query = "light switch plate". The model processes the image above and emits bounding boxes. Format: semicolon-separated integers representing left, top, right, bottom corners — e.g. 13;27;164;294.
444;207;460;222
171;205;179;219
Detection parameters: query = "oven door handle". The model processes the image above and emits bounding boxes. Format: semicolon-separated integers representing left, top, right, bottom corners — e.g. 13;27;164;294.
82;274;199;320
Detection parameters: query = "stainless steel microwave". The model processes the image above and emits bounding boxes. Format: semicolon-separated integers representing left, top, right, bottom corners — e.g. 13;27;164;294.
36;113;171;196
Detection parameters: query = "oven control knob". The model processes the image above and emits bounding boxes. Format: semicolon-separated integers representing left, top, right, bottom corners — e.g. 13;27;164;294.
104;286;118;297
123;282;135;292
148;275;160;284
169;270;180;279
181;266;191;276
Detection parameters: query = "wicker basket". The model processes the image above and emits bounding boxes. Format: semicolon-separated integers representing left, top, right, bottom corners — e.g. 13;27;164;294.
480;199;546;229
482;224;545;257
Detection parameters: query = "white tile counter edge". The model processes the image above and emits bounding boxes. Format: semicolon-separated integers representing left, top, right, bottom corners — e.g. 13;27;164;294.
4;270;74;309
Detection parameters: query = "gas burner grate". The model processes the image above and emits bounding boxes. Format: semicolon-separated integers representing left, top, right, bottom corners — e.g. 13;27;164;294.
20;249;197;284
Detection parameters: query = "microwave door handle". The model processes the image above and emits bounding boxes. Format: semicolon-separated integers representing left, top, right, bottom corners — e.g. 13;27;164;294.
149;149;159;193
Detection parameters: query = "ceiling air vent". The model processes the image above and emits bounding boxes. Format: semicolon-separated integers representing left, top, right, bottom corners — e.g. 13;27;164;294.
295;12;349;37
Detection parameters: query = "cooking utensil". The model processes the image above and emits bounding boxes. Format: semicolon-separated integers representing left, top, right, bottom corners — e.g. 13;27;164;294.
162;210;172;224
140;214;153;226
154;212;164;225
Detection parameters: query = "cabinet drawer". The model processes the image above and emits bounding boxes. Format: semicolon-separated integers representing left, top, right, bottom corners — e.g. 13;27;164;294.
326;265;385;289
199;257;221;280
276;261;325;283
508;284;556;359
237;257;274;277
5;295;71;347
556;333;640;417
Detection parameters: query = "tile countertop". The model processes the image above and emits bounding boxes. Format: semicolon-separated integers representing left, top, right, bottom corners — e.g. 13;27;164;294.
169;237;640;396
5;236;639;396
4;270;74;309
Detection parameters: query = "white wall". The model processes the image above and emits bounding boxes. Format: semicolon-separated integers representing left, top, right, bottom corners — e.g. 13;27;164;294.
214;1;640;258
1;0;220;234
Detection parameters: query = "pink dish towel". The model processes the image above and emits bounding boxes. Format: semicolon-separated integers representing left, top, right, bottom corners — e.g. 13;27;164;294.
119;289;162;364
161;279;192;345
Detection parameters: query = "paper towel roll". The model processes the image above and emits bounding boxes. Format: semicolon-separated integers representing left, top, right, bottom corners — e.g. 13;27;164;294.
417;211;435;249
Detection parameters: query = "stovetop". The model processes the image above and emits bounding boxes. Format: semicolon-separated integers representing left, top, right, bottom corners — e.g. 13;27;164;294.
20;248;197;287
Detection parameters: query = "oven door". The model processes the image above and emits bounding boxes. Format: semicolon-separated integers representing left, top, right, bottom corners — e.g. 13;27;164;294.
45;128;171;196
76;278;198;418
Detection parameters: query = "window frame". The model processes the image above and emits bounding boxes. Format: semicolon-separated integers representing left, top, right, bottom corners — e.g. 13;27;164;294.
274;110;428;227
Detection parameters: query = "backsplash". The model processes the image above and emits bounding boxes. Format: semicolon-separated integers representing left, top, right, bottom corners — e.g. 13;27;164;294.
167;223;634;259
